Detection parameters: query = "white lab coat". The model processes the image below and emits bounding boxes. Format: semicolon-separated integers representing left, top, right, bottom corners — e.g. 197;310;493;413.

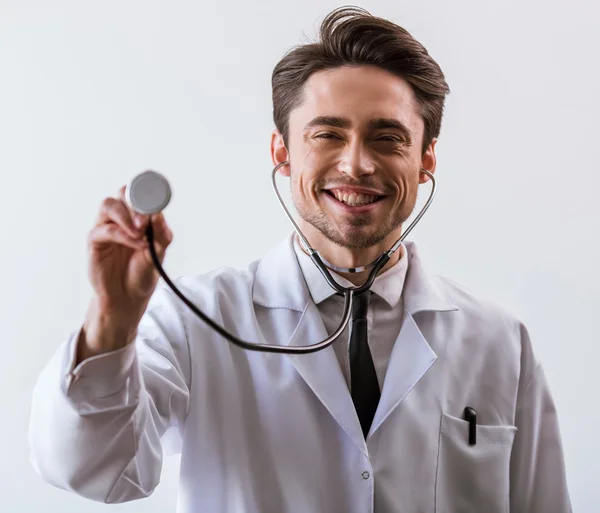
29;234;572;513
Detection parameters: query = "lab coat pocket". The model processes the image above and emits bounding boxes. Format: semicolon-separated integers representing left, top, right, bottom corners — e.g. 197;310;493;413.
435;413;517;513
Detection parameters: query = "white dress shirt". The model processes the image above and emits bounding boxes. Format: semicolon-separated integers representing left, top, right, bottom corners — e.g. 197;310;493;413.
292;235;408;391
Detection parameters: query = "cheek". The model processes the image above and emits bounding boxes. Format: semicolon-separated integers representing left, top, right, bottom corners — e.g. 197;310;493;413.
403;173;423;207
301;140;344;169
401;175;414;195
392;167;420;201
289;149;331;202
290;166;316;205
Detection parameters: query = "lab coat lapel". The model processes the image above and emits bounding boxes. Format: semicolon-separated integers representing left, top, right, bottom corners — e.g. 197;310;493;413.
368;313;436;436
369;241;459;437
286;302;367;454
253;234;367;454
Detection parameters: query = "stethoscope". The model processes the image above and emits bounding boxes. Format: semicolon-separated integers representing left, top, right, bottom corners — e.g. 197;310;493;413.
125;161;436;354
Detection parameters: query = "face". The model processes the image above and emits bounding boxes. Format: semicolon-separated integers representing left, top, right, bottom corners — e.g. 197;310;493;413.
273;65;436;252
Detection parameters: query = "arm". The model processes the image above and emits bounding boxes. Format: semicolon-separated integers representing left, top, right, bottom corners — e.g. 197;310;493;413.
28;285;191;503
509;325;572;512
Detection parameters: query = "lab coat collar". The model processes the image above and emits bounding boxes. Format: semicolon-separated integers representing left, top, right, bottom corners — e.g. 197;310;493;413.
292;234;408;308
252;232;459;316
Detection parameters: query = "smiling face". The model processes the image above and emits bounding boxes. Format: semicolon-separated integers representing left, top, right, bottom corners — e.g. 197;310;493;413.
272;64;437;264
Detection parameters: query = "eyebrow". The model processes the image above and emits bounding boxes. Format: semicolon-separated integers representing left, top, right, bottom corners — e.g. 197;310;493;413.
303;116;413;141
369;118;413;140
304;116;350;130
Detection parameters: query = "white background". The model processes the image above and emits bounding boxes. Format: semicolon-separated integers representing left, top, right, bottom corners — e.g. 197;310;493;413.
1;0;598;511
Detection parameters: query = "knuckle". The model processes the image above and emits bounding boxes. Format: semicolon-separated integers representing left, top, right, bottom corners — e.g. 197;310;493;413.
87;225;103;246
101;197;115;208
105;223;119;235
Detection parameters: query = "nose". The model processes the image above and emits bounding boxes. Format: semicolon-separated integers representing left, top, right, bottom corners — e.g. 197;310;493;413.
337;138;375;179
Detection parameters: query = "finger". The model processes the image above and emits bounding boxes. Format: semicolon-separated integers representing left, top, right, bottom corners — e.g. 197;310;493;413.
118;185;150;232
150;212;174;248
96;197;141;240
88;223;148;251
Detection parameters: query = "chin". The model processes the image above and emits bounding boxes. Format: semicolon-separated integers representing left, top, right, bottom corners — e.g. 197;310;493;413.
327;227;391;250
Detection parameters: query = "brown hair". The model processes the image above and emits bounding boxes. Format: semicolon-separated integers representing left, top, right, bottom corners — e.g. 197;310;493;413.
272;6;450;156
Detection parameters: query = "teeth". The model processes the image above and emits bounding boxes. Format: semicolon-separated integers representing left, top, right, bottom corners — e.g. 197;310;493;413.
331;190;378;206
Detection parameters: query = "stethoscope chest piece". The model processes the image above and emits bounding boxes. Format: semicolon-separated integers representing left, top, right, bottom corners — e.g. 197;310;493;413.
126;170;172;215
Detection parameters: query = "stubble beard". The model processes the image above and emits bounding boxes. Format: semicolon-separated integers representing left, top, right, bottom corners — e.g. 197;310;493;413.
293;193;409;250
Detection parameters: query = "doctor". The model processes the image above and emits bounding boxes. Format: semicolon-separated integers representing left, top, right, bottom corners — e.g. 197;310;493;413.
29;6;572;513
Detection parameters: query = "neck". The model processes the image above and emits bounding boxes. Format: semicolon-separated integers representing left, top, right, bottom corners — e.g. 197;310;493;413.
295;224;404;286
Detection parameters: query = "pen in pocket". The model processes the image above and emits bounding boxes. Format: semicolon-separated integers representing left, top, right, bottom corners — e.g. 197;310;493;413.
464;407;477;445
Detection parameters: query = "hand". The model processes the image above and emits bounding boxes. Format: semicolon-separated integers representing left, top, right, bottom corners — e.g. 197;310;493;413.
79;185;174;361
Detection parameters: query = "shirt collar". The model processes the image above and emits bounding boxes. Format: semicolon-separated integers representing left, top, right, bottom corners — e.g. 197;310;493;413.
292;234;409;308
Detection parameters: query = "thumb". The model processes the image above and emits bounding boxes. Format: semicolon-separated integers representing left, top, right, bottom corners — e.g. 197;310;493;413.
150;212;173;248
145;212;173;263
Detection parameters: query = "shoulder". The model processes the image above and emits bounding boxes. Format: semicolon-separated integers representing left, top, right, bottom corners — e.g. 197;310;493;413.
438;273;524;329
171;261;259;301
434;273;540;372
149;258;261;315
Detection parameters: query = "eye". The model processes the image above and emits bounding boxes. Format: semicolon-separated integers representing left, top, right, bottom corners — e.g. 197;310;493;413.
315;132;342;140
375;135;403;143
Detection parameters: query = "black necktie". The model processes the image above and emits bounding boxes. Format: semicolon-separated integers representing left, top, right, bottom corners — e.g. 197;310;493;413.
349;290;380;437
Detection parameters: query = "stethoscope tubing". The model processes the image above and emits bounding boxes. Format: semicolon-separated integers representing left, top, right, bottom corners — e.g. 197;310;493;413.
144;163;436;354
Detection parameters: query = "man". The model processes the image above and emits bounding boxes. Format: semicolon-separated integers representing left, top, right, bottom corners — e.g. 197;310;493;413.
29;6;572;513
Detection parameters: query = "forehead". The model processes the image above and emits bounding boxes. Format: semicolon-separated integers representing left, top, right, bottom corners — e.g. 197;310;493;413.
290;65;422;131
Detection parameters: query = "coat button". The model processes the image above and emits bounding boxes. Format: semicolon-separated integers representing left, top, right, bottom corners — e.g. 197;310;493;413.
362;471;370;480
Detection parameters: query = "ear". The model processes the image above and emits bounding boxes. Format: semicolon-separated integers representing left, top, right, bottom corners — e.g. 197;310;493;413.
270;129;291;177
419;137;437;184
